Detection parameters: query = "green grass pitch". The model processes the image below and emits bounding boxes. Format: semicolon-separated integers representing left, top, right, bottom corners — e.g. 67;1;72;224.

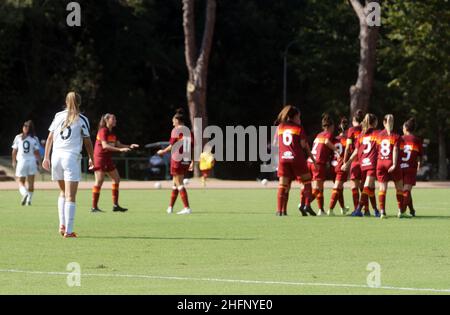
0;188;449;295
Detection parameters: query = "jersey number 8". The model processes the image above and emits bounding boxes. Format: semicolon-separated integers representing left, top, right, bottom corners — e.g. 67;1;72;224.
380;139;391;157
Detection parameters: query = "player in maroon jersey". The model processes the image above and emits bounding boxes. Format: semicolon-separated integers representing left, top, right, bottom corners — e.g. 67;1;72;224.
275;105;316;216
305;114;339;216
343;110;364;211
157;108;194;215
91;114;139;213
399;118;423;218
328;117;350;216
376;114;404;219
342;114;378;217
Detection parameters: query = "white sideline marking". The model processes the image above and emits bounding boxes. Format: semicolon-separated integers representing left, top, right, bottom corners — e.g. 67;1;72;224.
0;269;449;293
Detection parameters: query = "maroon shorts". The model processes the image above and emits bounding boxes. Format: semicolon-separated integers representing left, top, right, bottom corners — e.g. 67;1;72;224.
376;162;402;183
92;156;116;172
170;160;190;176
350;163;361;180
402;168;417;186
331;161;347;183
278;162;309;180
361;168;376;182
334;169;348;183
307;162;327;181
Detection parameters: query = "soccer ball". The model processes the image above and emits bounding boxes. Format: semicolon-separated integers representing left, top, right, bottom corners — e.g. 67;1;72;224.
154;182;162;189
183;178;190;185
261;179;268;186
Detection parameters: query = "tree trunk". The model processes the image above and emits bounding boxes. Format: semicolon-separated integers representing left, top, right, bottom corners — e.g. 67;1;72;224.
182;0;216;176
349;0;380;117
438;125;448;180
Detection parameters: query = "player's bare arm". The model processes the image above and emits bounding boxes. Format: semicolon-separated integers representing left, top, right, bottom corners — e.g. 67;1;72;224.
302;139;316;166
388;146;398;173
34;149;41;169
157;144;173;156
325;139;339;157
83;137;95;169
42;132;54;171
343;140;352;163
342;149;357;171
116;141;139;150
101;140;131;153
11;148;17;169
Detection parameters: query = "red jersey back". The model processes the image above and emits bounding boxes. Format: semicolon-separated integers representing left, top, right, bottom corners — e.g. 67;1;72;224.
277;122;307;164
169;127;193;164
400;135;423;170
356;129;378;170
376;130;401;162
310;131;334;165
331;134;347;168
94;127;117;158
346;126;362;164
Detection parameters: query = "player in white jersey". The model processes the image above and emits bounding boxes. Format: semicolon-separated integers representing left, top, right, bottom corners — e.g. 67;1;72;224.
42;92;94;238
11;120;41;206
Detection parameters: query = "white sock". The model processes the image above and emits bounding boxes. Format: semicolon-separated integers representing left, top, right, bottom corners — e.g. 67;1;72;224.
64;202;76;234
58;196;66;227
19;186;28;197
27;192;33;203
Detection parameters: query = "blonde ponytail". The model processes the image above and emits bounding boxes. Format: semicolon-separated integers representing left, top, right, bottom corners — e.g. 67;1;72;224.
62;92;81;130
362;113;377;134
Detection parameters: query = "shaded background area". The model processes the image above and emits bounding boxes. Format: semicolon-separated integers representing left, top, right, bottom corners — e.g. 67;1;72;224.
0;0;448;179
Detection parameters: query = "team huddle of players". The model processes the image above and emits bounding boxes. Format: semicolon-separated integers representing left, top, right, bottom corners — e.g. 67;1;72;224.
275;105;423;219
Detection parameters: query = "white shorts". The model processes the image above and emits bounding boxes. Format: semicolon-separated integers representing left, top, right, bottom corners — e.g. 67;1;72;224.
51;152;82;182
15;159;38;178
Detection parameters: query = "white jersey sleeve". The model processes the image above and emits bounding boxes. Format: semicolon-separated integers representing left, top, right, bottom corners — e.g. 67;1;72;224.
11;135;20;150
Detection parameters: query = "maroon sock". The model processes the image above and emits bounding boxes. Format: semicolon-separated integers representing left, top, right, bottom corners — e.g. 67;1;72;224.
351;188;359;209
179;187;189;208
329;189;339;210
337;188;345;208
170;187;179;207
92;186;101;208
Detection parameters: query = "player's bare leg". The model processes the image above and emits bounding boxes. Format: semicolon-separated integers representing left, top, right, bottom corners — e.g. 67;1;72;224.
350;179;360;211
63;181;79;237
353;176;375;217
400;184;413;218
174;174;191;214
18;176;29;206
315;180;326;216
92;171;105;212
378;181;388;218
26;175;35;206
329;180;347;216
394;180;404;216
57;180;66;235
299;173;315;216
109;169;127;212
277;176;290;216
